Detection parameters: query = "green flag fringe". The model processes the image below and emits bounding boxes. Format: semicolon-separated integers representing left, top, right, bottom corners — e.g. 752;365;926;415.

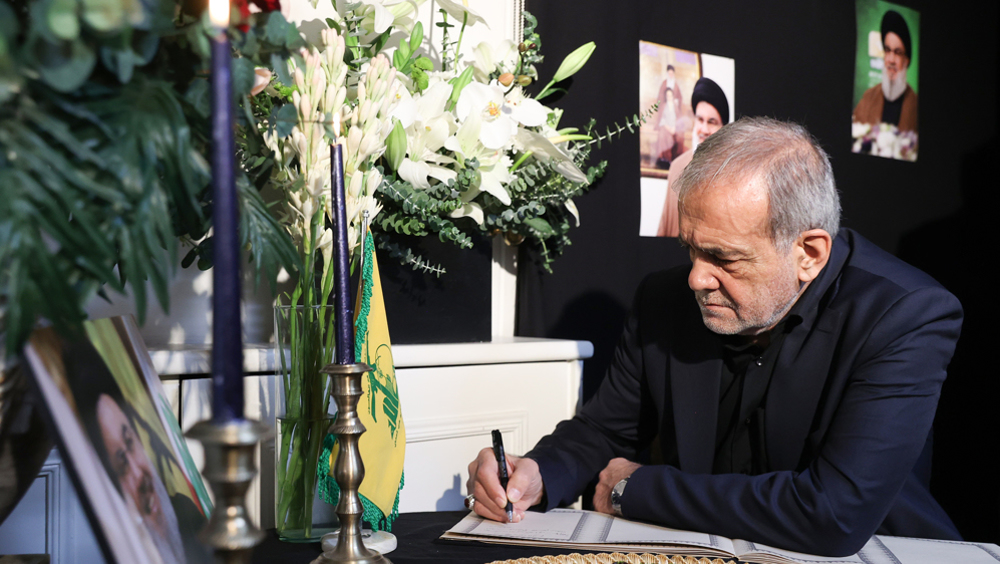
317;433;404;532
317;231;403;532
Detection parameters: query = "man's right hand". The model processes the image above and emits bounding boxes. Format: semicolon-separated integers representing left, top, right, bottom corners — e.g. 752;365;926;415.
466;448;545;523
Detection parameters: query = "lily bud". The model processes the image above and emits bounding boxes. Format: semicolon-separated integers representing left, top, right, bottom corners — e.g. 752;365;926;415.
294;67;306;90
498;73;515;87
552;41;596;83
348;170;364;199
516;75;532;86
384;118;407;172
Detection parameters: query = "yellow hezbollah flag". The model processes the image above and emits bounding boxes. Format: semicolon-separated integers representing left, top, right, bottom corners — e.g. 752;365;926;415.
319;229;405;530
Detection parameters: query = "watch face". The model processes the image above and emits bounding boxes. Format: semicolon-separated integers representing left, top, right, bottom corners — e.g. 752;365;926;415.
611;477;627;513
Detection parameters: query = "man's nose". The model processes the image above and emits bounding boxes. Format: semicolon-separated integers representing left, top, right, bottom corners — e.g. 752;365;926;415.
688;257;720;292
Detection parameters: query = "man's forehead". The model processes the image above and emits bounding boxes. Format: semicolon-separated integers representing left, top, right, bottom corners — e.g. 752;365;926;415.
679;178;771;238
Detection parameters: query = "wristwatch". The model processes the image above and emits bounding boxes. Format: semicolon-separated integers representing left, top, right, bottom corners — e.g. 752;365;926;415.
610;477;628;517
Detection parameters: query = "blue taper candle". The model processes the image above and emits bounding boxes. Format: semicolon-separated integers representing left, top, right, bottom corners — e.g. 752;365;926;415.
330;143;354;365
209;21;244;421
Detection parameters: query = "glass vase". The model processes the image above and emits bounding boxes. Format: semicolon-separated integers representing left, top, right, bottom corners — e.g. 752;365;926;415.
273;305;337;542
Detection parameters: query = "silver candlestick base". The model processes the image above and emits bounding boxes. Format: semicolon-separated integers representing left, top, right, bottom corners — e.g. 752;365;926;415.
311;362;391;564
186;418;273;564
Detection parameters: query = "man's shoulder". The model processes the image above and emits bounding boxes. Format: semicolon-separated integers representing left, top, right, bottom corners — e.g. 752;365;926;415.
834;229;955;307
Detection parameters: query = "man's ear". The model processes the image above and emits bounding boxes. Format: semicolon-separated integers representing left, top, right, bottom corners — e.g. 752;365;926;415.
795;229;832;283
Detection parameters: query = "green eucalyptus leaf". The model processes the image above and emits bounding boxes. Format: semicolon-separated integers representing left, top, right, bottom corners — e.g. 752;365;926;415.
265;11;291;45
284;18;304;49
271;52;293;88
47;0;80;41
132;30;158;65
239;26;260;57
274;103;296;138
101;45;136;83
33;36;97;93
232;56;255;97
524;217;555;236
181;247;198;268
186;77;210;117
82;0;126;33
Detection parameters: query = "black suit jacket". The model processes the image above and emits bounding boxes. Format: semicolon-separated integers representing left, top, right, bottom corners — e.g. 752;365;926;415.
526;229;962;556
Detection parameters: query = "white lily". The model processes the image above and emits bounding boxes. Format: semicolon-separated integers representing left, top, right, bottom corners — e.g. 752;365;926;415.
514;128;588;184
449;201;485;225
471;39;518;82
444;110;515;205
392;82;459;189
435;0;489;28
454;82;548;151
503;87;549;128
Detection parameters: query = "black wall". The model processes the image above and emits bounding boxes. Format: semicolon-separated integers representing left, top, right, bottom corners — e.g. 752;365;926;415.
517;0;999;544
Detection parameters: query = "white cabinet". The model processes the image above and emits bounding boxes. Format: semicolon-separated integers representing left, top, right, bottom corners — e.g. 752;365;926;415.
0;449;104;563
158;338;592;527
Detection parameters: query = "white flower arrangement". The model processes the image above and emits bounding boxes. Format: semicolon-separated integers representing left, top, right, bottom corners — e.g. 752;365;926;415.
852;121;918;162
243;1;650;277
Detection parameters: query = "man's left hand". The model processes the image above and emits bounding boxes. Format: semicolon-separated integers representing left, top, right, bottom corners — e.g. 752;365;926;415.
593;458;642;514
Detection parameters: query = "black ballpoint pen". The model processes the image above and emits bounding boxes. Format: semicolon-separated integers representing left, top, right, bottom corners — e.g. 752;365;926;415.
492;429;514;522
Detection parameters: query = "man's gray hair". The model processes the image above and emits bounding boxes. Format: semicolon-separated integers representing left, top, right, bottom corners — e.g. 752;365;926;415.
674;116;841;250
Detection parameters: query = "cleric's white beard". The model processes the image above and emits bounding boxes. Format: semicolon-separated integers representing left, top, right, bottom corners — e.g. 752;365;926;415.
882;68;908;102
666;77;675;89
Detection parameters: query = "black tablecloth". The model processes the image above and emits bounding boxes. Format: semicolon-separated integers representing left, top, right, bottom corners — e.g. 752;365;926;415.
252;511;620;564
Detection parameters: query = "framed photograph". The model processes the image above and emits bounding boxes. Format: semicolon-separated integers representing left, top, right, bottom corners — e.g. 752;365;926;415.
638;41;735;237
23;316;213;564
851;0;920;161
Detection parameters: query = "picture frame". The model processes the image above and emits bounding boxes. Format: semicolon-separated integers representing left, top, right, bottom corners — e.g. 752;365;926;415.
23;316;213;564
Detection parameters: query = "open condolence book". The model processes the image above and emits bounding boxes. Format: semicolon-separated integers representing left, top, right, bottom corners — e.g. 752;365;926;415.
442;509;1000;564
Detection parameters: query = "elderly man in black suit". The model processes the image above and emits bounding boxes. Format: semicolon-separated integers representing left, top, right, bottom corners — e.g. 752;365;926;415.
467;117;962;556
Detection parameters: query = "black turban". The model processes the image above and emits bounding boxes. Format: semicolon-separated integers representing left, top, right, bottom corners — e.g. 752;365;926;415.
691;77;729;125
881;10;911;58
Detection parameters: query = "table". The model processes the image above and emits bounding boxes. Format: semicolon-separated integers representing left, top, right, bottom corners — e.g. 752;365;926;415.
252;511;614;564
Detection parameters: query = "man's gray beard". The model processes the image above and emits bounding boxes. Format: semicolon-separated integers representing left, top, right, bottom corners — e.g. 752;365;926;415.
698;278;803;336
666;77;675;89
882;68;908;102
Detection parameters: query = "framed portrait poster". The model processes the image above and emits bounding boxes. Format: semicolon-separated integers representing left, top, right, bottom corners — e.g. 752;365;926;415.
23;316;213;564
851;0;920;161
638;41;735;237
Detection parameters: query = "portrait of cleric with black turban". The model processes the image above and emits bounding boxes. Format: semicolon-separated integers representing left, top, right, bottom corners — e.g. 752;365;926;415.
853;10;917;132
851;2;920;161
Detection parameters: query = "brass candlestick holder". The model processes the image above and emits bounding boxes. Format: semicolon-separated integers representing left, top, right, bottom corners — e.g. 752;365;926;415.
186;418;273;564
312;362;391;564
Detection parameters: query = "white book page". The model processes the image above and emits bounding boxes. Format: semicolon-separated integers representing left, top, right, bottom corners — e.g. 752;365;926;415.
607;517;735;553
450;510;589;542
732;537;867;564
872;536;1000;564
